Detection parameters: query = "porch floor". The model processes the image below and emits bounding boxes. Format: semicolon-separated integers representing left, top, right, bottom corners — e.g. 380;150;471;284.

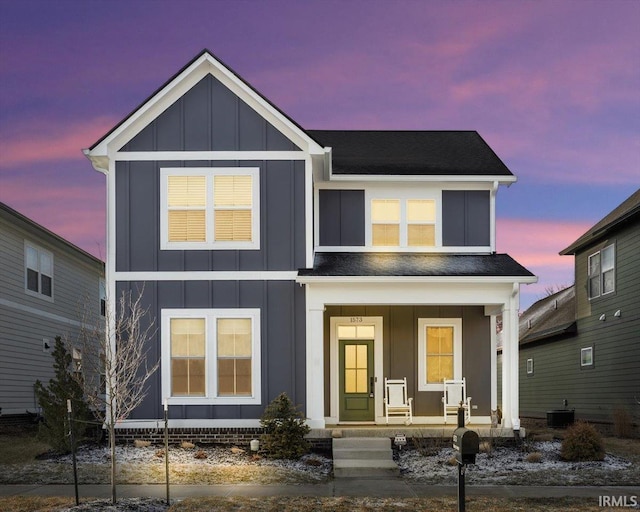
310;424;518;439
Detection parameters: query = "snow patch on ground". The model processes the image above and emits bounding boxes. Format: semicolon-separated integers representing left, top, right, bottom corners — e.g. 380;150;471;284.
397;440;635;486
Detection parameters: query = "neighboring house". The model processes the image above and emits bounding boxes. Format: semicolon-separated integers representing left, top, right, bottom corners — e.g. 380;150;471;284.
83;49;535;436
0;202;104;421
517;189;640;427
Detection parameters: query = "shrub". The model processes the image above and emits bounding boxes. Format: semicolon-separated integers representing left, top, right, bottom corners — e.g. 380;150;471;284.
34;336;92;453
526;452;542;463
613;407;633;438
260;392;310;459
560;421;605;461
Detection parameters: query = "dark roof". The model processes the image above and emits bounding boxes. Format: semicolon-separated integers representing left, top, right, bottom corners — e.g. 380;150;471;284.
561;188;640;255
298;252;534;278
518;286;576;345
307;130;513;176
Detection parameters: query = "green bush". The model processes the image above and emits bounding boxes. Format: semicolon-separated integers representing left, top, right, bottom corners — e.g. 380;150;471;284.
260;392;310;459
34;337;92;453
560;421;605;461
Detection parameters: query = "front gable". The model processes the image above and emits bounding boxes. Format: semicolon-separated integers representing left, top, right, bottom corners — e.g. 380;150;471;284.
86;49;324;165
121;74;301;152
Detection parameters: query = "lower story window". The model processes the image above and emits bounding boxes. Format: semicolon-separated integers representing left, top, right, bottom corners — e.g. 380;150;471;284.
162;309;261;405
418;318;462;391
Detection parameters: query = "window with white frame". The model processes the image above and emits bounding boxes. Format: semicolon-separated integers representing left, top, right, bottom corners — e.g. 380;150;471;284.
588;244;615;299
99;279;106;316
369;196;437;248
161;309;261;405
526;358;534;375
418;318;462;391
25;242;53;299
160;168;260;250
581;346;594;367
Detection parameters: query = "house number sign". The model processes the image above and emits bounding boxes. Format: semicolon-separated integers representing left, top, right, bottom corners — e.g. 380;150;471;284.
350;317;363;323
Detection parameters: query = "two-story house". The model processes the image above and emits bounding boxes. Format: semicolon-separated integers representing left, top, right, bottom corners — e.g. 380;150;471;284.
0;202;104;423
83;49;535;439
518;189;639;431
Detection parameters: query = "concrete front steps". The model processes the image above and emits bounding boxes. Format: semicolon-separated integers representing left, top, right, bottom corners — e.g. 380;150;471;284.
332;437;399;478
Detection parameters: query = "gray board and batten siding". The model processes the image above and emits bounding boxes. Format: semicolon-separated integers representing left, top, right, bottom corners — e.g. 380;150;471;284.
115;159;306;272
323;305;491;418
116;280;306;421
318;189;490;248
121;74;301;152
0;204;104;416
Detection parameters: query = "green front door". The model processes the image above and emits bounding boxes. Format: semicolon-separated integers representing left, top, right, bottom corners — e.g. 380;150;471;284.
339;339;374;421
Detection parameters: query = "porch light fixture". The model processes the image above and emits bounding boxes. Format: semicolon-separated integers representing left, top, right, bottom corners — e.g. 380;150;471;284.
599;314;606;321
614;309;621;318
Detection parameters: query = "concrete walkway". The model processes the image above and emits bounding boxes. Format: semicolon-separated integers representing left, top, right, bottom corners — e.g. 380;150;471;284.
1;482;639;500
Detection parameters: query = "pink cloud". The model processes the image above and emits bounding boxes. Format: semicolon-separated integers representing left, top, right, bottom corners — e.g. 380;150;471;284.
1;179;105;259
497;217;591;309
0;116;116;168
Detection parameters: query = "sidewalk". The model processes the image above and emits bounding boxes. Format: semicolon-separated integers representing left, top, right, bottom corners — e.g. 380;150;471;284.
2;481;639;500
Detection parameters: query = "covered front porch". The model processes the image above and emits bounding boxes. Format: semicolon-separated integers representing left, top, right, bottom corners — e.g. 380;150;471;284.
299;277;533;434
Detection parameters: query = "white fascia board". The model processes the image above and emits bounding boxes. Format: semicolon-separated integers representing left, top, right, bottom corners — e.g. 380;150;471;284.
329;174;518;185
113;151;308;161
296;275;538;285
86;52;324;160
303;280;524;309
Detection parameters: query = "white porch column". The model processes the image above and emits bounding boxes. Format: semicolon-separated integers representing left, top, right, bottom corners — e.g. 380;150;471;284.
501;284;521;430
305;287;325;428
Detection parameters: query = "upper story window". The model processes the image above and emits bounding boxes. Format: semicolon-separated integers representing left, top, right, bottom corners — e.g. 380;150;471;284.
25;242;53;300
161;168;260;250
588;244;615;299
370;198;436;248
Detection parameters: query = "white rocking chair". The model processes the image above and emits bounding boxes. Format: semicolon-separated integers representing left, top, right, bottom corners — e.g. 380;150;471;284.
442;378;472;425
384;377;413;425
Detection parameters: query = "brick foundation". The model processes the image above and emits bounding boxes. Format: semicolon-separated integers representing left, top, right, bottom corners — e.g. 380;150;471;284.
115;427;332;452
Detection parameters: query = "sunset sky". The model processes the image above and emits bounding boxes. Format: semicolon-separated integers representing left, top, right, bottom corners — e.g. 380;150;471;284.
1;0;638;310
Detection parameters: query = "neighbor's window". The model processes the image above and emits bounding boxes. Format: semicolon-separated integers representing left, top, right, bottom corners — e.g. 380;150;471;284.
25;242;53;299
161;168;259;250
162;309;261;405
581;347;594;367
588;244;615;299
370;197;436;248
527;358;534;375
418;318;462;391
99;279;106;316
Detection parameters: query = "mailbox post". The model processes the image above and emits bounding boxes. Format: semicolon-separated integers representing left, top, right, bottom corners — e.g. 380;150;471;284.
452;407;479;512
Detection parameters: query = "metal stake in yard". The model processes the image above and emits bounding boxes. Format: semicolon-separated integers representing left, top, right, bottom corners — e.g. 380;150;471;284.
67;399;79;506
164;398;170;505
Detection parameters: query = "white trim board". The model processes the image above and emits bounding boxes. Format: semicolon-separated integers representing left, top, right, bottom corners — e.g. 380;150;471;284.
114;271;298;281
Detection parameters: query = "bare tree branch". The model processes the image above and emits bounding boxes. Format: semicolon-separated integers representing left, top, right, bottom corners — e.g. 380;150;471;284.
73;285;159;504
